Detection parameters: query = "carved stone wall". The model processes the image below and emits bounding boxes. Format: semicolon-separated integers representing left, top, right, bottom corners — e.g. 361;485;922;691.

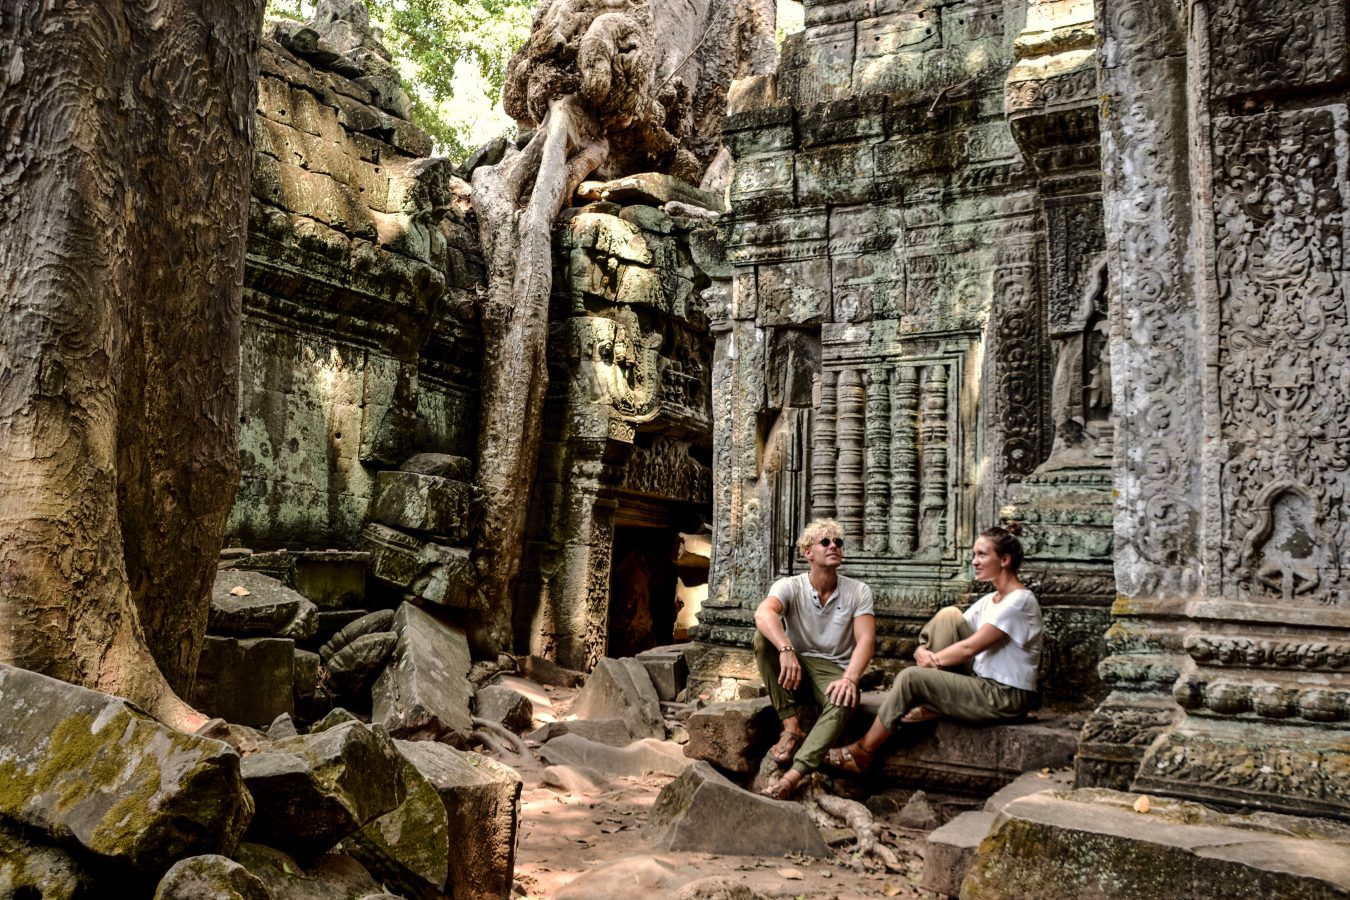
227;15;481;549
1081;0;1350;820
699;0;1114;705
519;185;721;669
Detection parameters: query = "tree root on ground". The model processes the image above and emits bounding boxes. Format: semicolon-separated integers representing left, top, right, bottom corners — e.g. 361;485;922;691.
801;774;903;872
471;716;531;759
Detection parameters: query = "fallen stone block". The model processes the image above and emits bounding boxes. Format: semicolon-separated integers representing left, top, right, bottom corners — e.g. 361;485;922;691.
211;569;318;639
983;768;1075;813
895;789;942;830
369;470;475;541
193;635;295;727
315;609;372;643
328;630;398;696
573;657;664;741
400;452;472;481
540;764;614;795
475;683;534;734
521;654;586;688
220;549;369;610
636;645;691;701
540;733;692;777
394;739;522;900
0;664;252;871
492;674;555;721
372;603;473;742
362;523;479;608
879;715;1079;795
682;697;777;774
0;819;96;899
921;810;997;898
645;761;829;857
347;748;452;900
962;788;1350;899
155;855;271;900
236;843;384;900
241;720;404;857
320;608;396;663
267;712;300;741
530;718;634;748
293;648;323;720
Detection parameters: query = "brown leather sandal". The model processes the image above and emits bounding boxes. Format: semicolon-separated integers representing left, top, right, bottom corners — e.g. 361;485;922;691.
825;742;872;773
759;772;802;800
768;729;806;765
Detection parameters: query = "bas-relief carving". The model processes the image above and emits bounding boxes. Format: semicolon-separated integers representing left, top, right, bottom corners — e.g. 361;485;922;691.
1213;109;1349;610
1209;0;1348;96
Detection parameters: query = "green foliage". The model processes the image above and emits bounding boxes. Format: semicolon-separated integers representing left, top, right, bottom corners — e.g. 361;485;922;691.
266;0;532;160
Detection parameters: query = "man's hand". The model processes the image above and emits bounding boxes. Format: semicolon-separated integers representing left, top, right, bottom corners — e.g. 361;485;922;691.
777;649;802;691
825;675;859;708
915;646;941;669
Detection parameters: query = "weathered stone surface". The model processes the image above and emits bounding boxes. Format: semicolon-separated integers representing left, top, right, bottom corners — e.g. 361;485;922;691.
921;810;997;898
293;648;323;719
369;471;475;541
154;855;272;900
400;452;473;481
983;768;1075;813
319;608;396;662
474;684;534;734
393;739;521;900
491;674;556;721
0;819;95;899
529;718;634;748
327;631;398;695
963;789;1350;899
362;524;479;609
241;720;404;857
224;550;370;611
539;764;613;795
371;603;473;741
682;697;777;774
555;856;691;900
236;844;384;900
645;761;829;857
347;748;451;900
635;645;692;702
211;569;318;639
597;173;727;213
573;657;665;741
540;733;692;778
878;717;1079;795
0;664;252;871
267;712;300;741
193;636;296;727
520;655;586;688
311;706;362;732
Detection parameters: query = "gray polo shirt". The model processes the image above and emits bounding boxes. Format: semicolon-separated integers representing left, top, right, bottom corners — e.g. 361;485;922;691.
767;573;875;667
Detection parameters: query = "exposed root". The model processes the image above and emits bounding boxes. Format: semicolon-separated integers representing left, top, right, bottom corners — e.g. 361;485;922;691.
473;716;532;758
803;775;903;872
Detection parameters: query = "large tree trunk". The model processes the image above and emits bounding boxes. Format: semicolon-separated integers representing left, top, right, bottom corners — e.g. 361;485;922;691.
0;0;261;726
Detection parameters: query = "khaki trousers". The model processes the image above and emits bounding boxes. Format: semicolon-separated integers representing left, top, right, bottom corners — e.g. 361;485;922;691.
753;631;855;774
876;606;1029;731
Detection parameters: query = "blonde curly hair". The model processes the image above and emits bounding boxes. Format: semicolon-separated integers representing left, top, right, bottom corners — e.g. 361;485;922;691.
797;518;844;556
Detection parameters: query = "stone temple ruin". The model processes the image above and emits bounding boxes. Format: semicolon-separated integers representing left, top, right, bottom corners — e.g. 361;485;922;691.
1;0;1348;896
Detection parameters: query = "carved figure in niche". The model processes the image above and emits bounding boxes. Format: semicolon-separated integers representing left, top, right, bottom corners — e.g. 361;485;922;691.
1045;257;1112;468
578;309;662;421
1238;481;1338;603
827;525;1043;772
753;518;876;800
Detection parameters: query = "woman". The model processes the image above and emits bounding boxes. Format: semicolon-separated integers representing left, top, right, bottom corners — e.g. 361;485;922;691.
826;524;1042;772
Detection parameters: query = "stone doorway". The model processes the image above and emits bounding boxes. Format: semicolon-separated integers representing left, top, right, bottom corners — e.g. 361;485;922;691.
606;525;681;657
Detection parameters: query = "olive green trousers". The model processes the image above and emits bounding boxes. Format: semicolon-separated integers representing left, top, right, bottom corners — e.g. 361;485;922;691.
753;631;855;774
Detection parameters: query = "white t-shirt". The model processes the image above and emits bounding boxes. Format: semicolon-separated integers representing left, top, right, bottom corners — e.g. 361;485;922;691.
768;573;875;668
963;588;1042;691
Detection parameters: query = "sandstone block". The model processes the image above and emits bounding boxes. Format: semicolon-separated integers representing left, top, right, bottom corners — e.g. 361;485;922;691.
573;657;665;741
399;451;473;481
597;173;727;213
922;810;996;898
395;740;522;900
362;523;479;609
293;648;323;720
369;470;475;541
327;630;397;695
347;748;452;899
237;844;384;900
0;819;94;899
645;761;829;857
529;718;634;748
0;664;252;871
474;683;534;734
491;674;556;721
539;764;614;795
879;716;1079;795
636;645;692;701
211;569;318;639
193;636;296;727
372;603;474;741
320;608;396;662
539;733;691;778
963;789;1350;899
682;697;777;774
241;721;404;857
154;855;272;900
521;654;586;688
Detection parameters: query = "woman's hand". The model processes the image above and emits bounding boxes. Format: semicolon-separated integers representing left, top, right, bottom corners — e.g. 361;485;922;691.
826;675;858;707
915;646;941;669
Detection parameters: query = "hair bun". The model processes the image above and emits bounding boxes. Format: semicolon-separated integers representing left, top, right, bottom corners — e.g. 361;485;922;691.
1005;521;1023;537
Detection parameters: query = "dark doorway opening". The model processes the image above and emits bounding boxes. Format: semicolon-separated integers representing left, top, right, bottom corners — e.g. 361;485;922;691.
607;525;680;657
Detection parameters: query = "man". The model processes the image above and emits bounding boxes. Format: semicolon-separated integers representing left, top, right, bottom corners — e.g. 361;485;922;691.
753;518;875;799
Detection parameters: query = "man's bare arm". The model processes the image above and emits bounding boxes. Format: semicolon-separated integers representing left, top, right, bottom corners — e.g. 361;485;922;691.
755;595;801;690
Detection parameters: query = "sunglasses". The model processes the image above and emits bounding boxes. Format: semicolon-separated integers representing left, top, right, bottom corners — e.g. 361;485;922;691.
818;537;845;549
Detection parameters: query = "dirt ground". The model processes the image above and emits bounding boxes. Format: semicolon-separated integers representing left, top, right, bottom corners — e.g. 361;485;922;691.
502;686;934;900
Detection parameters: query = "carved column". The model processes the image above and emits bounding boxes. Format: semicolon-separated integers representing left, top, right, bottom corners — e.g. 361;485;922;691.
812;369;838;518
918;364;949;556
889;366;920;557
834;368;866;541
864;366;891;553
